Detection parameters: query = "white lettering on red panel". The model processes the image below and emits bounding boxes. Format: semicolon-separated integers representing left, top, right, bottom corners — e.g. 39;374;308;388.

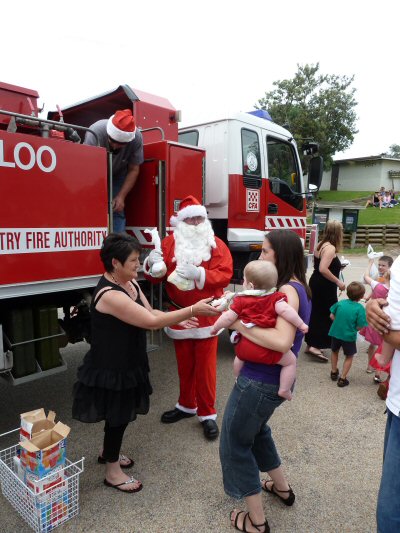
0;140;56;172
0;228;107;254
246;189;260;212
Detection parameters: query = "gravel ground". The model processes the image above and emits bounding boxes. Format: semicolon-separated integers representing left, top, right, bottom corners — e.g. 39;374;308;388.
0;255;388;533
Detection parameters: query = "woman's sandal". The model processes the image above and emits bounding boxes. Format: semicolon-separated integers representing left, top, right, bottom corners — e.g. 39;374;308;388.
261;479;295;506
304;348;328;362
230;510;270;533
104;476;142;493
98;454;134;469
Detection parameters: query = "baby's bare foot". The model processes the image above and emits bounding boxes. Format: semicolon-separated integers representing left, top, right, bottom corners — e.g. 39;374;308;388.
278;389;292;401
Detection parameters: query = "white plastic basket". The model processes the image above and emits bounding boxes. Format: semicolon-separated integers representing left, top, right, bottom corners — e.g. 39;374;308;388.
0;429;84;533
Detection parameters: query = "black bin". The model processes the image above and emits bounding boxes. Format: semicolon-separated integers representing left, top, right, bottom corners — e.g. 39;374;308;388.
342;209;359;232
312;207;329;231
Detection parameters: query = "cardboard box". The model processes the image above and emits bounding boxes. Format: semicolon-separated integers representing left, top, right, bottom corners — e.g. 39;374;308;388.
13;455;25;482
25;465;65;494
20;409;56;441
35;482;69;532
20;422;70;478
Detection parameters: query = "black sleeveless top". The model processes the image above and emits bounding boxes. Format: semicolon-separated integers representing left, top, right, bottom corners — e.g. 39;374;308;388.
72;276;152;426
305;252;342;349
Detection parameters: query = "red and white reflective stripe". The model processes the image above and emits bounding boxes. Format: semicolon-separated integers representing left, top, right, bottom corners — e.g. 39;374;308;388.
126;226;173;245
125;226;153;245
265;217;306;230
0;228;107;255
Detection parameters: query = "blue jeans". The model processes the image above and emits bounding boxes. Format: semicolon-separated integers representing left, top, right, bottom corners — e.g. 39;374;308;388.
113;211;126;233
377;409;400;532
219;375;284;499
112;177;126;233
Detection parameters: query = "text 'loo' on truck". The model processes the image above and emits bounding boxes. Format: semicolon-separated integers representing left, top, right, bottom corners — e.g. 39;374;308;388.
179;110;323;281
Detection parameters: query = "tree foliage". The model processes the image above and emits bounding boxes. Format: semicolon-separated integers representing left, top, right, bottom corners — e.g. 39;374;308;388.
256;64;358;169
386;144;400;158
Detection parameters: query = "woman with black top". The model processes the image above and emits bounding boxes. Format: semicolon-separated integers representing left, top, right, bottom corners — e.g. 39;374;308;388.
72;233;219;493
304;220;345;361
365;192;383;209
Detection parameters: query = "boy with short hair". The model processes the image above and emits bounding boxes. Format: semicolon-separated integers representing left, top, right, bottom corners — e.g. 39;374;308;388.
329;282;368;387
377;255;393;282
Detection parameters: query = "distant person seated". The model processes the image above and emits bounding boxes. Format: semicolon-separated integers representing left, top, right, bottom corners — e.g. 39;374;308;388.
365;192;382;209
382;192;394;208
388;189;399;206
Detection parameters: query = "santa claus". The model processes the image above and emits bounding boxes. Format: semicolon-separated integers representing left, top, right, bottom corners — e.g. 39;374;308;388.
144;195;233;440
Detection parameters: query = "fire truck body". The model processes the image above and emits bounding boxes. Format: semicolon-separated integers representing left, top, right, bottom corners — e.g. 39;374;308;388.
0;83;205;382
179;111;311;280
0;81;320;382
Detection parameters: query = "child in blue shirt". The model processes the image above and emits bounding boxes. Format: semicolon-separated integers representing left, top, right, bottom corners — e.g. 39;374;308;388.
329;282;368;387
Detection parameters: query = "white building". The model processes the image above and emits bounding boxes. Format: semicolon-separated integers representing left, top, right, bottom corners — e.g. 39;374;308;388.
321;155;400;192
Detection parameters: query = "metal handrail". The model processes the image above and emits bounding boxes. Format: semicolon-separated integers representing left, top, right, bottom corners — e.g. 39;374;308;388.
141;126;165;141
0;109;100;145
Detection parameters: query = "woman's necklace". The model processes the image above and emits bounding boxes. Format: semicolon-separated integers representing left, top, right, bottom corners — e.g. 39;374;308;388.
110;273;121;286
109;273;137;300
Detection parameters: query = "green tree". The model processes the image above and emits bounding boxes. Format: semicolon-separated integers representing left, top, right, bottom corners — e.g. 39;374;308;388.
387;144;400;158
256;63;358;169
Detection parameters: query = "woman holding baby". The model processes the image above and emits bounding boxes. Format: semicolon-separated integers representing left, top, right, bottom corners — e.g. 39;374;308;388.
219;229;311;533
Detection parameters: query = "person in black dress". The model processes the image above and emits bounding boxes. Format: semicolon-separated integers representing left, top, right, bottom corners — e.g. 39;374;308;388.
305;220;345;361
72;233;219;493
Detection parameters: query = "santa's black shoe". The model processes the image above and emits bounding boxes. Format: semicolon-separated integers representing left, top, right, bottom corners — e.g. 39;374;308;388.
161;408;195;424
202;419;219;440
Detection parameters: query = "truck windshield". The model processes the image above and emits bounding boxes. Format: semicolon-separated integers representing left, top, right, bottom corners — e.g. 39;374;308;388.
266;136;303;211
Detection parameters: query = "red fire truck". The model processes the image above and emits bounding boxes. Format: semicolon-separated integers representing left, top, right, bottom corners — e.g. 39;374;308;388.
0;81;322;383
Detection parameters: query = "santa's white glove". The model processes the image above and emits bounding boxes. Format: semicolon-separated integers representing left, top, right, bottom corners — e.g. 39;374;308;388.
176;264;201;281
148;249;164;267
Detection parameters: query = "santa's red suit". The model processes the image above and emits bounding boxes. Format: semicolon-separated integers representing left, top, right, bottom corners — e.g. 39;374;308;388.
144;233;233;420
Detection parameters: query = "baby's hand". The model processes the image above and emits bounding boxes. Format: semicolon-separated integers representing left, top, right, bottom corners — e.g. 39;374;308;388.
210;297;229;312
223;290;234;299
300;324;309;334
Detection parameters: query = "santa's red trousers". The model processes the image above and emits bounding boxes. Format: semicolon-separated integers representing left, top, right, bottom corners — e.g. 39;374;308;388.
173;336;218;417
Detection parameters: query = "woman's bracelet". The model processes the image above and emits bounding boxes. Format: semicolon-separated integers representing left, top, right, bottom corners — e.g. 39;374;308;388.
190;305;194;317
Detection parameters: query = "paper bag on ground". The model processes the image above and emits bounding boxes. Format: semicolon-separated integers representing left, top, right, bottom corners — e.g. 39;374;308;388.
20;421;70;477
20;408;56;441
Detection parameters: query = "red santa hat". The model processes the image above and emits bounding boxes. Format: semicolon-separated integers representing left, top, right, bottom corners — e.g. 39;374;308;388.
170;195;208;226
107;109;136;143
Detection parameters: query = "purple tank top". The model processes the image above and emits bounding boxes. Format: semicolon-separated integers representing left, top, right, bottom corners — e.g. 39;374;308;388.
240;281;311;385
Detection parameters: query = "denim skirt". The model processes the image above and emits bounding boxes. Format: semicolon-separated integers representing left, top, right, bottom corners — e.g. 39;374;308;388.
219;374;284;499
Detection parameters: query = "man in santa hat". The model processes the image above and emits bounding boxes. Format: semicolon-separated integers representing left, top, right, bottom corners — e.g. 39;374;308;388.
144;196;233;440
85;109;144;232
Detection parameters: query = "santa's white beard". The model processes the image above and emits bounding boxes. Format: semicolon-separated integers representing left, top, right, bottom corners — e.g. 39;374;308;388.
173;219;216;266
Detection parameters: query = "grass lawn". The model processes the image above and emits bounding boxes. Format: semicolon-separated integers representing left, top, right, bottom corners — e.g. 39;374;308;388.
312;191;400;225
317;191;371;202
358;206;400;225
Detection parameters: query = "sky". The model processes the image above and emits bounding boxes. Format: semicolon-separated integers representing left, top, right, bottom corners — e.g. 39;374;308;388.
2;0;400;160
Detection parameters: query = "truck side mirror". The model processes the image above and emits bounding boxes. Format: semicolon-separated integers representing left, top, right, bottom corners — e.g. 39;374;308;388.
308;156;323;191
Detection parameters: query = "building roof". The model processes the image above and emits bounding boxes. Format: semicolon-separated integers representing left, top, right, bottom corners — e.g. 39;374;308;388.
334;155;400;164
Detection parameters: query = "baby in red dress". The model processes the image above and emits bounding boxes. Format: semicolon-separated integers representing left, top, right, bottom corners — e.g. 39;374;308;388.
210;261;308;400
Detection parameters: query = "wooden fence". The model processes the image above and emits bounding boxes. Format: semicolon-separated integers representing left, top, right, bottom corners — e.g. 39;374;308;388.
306;225;400;250
344;225;400;248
